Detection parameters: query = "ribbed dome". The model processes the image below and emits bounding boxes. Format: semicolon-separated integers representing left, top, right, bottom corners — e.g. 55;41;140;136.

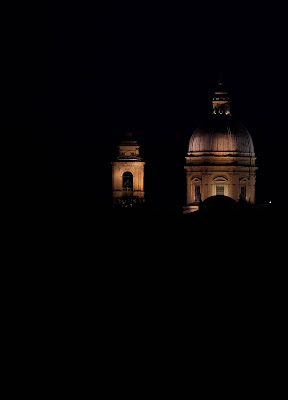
188;114;254;154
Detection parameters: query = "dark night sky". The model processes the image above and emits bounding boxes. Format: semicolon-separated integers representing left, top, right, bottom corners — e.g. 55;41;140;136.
12;4;286;376
28;2;287;210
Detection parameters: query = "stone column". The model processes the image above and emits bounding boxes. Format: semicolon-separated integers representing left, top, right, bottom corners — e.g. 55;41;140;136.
186;173;192;204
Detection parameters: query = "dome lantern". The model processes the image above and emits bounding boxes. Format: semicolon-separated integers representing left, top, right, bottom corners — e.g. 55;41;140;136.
212;80;231;115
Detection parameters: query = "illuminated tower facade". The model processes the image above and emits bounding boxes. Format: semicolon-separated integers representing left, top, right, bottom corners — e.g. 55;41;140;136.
184;80;257;213
112;131;145;205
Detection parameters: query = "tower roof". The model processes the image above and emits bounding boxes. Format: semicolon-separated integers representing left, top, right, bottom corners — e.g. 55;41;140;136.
116;130;142;160
188;114;254;154
120;130;138;145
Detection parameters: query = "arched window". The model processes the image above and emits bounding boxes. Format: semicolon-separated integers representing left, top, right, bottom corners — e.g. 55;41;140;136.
122;172;133;193
194;185;201;201
239;178;248;200
240;186;246;199
213;176;228;196
191;177;201;202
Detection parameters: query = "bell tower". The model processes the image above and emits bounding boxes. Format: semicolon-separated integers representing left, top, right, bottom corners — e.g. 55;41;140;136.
112;131;145;205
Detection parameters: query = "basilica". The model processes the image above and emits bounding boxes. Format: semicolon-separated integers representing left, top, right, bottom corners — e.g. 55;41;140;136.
112;80;257;212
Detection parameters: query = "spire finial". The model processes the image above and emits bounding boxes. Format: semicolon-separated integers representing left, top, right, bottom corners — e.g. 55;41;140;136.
218;71;223;85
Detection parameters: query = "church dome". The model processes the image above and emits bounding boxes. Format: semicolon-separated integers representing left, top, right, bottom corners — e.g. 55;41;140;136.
188;114;255;154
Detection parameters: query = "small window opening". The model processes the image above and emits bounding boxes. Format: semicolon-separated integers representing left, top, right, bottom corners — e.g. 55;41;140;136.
240;186;246;200
195;185;201;202
216;185;224;196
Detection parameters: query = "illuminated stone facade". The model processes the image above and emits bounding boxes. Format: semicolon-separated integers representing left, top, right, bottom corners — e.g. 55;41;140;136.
112;131;145;202
184;81;257;213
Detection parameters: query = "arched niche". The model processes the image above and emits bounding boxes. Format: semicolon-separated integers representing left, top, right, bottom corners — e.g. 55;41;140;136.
122;171;133;193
